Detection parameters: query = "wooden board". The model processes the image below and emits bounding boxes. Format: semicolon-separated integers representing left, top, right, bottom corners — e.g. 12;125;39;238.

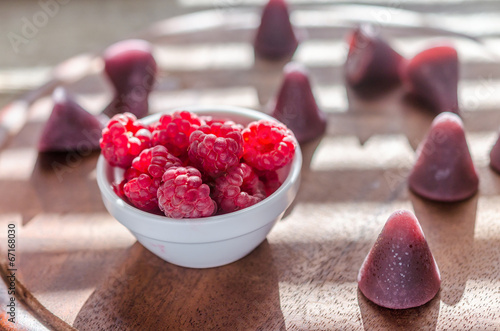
1;4;500;330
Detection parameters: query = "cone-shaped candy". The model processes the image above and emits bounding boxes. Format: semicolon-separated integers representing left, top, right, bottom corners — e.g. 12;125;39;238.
490;133;500;174
102;39;157;118
38;88;104;152
402;45;459;114
271;62;327;144
409;112;478;202
253;0;299;60
358;210;441;309
344;24;403;92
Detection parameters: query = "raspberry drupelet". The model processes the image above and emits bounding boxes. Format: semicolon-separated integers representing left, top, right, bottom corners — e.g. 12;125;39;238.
152;111;203;157
188;121;244;178
100;112;152;168
242;120;296;171
213;163;266;213
157;166;217;218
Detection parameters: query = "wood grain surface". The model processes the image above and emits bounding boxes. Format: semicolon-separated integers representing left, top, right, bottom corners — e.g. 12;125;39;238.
1;3;500;330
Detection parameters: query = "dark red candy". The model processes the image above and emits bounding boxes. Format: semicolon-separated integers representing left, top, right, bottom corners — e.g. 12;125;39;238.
102;39;157;118
253;0;299;60
490;132;500;174
38;88;104;152
358;210;441;309
344;24;403;92
402;45;459;114
409;112;478;202
271;62;327;144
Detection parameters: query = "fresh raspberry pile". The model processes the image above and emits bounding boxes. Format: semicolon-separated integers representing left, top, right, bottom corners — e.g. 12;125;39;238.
100;111;297;218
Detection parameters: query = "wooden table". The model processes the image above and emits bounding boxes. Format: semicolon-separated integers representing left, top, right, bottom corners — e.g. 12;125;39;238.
1;3;500;330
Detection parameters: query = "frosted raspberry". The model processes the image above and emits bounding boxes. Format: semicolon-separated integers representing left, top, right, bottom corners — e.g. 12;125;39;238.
152;111;203;157
124;174;161;212
188;121;244;178
213;163;266;213
131;145;182;178
157;166;216;218
242;120;296;171
100;112;152;168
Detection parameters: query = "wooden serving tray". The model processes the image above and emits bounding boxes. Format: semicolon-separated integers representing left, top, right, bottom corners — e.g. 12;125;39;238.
1;4;500;330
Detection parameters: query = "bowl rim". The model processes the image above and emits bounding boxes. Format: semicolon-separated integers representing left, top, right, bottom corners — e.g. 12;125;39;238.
96;105;303;227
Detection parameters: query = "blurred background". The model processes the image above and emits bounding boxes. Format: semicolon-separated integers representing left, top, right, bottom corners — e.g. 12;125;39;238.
0;0;196;110
1;0;498;100
2;0;500;114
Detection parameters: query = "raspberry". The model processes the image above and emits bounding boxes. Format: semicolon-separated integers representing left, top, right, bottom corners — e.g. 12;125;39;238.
152;111;203;157
112;180;127;200
213;163;266;213
242;119;296;171
257;169;283;196
124;174;161;212
188;121;244;178
157;166;216;218
124;166;144;181
131;145;182;178
100;112;152;168
112;166;144;200
119;146;182;212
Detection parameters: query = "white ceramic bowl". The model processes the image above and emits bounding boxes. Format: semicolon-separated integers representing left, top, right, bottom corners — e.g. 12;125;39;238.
96;105;302;268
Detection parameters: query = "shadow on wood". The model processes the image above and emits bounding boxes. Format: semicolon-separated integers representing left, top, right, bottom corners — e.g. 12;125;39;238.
401;94;437;151
346;85;406;146
410;191;478;305
282;133;325;221
73;240;285;330
29;152;104;220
